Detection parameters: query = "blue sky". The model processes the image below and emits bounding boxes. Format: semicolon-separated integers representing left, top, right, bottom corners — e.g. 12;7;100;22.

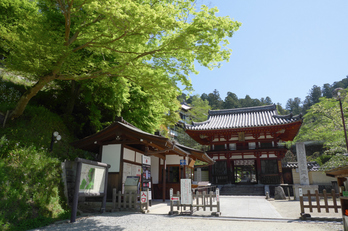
185;0;348;107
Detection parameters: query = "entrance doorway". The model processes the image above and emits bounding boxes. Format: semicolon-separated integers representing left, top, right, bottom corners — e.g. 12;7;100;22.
233;160;257;184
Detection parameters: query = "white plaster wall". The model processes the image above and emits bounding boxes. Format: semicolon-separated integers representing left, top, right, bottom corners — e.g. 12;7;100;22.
123;148;135;162
136;152;143;163
310;171;334;184
166;155;183;165
292;169;334;185
231;155;242;159
243;155;255;159
151;156;159;184
102;144;121;172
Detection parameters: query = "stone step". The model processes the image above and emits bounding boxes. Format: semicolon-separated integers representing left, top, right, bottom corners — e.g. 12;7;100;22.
220;185;265;196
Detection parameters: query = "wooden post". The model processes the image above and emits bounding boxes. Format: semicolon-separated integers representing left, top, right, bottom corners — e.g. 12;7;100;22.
123;191;127;208
177;191;180;210
101;166;109;213
332;189;339;213
323;189;329;212
315;190;321;212
277;159;284;184
113;188;116;210
163;159;166;202
70;161;82;223
210;191;213;211
307;190;313;212
118;191;121;210
256;154;261;183
300;195;304;214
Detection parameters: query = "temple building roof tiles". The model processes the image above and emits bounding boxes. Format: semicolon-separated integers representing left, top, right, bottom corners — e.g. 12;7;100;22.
185;104;302;131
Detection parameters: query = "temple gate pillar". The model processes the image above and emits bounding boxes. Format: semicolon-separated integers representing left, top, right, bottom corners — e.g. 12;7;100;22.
293;142;318;200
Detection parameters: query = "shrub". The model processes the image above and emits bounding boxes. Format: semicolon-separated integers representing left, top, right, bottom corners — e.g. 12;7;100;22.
0;145;70;230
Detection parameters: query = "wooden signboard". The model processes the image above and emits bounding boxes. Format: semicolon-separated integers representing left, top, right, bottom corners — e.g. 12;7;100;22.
71;158;110;223
180;179;192;205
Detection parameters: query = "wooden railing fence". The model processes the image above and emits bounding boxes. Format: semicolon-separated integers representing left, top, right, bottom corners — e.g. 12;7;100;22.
169;188;220;216
300;189;341;215
112;188;149;213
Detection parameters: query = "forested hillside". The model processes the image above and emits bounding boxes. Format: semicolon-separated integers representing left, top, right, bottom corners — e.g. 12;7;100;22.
175;77;348;168
179;76;348;117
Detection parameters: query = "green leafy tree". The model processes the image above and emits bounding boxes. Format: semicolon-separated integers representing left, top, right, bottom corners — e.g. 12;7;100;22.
239;95;253;107
224;91;240;109
322;83;333;98
1;0;241;120
260;96;273;105
286;97;302;115
302;85;322;113
276;103;289;115
121;84;181;133
189;94;211;122
207;89;224;110
295;95;348;155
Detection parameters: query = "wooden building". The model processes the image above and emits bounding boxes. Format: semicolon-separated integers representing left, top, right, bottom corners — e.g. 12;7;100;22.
185;105;303;185
71;117;214;200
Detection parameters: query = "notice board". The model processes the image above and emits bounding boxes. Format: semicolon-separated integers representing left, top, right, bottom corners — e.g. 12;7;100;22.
180;179;192;205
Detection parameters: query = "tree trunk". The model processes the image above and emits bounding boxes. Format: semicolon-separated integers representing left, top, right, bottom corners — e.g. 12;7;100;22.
64;80;82;116
9;76;55;119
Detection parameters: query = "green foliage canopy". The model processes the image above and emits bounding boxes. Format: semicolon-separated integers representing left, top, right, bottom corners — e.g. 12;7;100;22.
295;94;348;155
0;0;241;121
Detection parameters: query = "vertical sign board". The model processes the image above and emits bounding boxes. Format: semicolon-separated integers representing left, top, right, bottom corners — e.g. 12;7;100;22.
71;158;110;223
180;179;192;205
142;155;151;202
141;191;148;203
197;168;202;182
216;188;220;202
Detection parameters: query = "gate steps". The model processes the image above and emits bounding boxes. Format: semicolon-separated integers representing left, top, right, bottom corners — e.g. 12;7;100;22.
220;185;265;196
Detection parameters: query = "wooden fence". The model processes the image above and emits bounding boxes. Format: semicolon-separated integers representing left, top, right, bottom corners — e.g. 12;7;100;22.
112;188;149;213
300;189;341;216
169;188;220;216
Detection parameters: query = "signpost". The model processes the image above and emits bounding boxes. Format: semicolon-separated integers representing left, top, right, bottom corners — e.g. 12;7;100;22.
71;158;110;223
180;179;192;205
141;191;147;203
142;155;151;206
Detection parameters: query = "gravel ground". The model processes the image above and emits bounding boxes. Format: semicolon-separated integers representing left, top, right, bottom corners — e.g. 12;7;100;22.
30;196;344;231
31;212;343;231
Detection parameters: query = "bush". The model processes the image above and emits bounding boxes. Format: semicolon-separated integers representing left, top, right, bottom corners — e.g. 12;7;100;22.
0;145;70;230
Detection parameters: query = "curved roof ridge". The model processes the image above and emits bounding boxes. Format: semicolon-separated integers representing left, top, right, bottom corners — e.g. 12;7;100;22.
191;118;211;127
208;104;276;116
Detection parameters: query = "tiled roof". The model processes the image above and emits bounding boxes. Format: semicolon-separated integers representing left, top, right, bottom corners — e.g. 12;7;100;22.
185;104;302;130
181;104;191;111
283;161;321;171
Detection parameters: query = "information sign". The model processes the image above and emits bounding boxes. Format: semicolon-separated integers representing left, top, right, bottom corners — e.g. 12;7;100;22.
216;188;220;202
180;179;192;205
170;188;173;199
79;163;106;194
141;191;148;203
180;159;186;166
142;155;151;165
171;197;179;201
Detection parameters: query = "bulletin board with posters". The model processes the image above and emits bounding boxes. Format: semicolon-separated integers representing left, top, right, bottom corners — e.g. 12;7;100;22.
141;155;152;200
